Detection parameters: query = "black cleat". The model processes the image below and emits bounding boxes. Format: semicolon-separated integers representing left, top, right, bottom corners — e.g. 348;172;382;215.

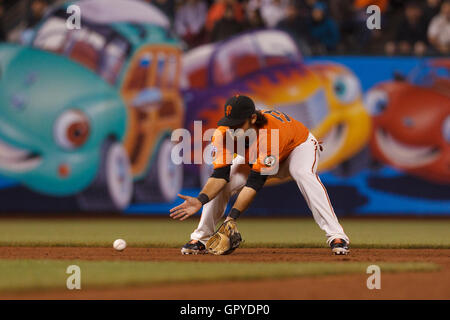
330;238;350;255
181;239;206;255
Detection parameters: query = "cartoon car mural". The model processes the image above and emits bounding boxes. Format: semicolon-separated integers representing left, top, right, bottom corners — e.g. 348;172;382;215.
181;30;370;185
365;59;450;184
0;0;184;211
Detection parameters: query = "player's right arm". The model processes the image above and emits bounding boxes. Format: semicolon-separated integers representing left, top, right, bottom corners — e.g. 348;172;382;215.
170;128;233;221
169;167;230;221
169;175;228;221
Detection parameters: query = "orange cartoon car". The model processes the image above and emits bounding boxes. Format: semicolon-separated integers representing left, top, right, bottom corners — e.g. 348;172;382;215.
365;59;450;184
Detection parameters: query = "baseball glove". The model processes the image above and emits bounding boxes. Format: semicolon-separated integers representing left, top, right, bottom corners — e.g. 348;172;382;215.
206;220;242;255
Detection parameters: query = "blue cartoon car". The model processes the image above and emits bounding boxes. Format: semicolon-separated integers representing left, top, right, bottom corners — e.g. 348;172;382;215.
0;0;184;211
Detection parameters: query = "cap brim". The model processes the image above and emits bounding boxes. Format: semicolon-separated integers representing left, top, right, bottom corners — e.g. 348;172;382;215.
217;117;247;127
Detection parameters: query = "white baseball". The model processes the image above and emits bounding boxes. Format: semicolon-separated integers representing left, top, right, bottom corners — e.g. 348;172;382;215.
113;239;127;251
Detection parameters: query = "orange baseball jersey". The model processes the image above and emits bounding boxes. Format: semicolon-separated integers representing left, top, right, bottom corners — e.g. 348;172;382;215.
211;110;309;172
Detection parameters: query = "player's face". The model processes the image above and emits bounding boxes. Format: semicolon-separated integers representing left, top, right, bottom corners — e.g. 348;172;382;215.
229;115;257;139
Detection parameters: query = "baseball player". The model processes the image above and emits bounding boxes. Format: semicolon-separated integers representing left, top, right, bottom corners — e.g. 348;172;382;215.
170;95;349;255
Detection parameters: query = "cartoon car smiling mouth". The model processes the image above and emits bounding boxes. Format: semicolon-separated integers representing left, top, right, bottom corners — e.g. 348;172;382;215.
375;128;441;168
0;138;41;172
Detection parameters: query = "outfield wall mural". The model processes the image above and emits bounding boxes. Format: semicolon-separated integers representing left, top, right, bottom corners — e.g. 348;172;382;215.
0;1;448;215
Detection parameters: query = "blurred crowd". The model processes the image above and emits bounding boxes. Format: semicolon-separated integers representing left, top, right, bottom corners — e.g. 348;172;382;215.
0;0;449;56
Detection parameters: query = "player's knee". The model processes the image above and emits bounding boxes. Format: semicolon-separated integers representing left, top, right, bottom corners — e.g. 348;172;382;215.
291;168;314;182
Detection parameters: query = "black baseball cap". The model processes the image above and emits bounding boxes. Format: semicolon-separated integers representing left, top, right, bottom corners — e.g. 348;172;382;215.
217;95;256;127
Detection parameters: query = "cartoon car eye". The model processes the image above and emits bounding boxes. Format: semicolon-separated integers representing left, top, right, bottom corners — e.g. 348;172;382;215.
443;115;450;143
54;110;90;150
364;89;388;116
333;74;361;104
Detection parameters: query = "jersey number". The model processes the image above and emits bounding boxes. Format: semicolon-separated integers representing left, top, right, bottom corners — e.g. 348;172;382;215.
263;110;291;123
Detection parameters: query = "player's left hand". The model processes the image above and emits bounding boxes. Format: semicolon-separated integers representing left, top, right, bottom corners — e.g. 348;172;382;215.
169;194;202;221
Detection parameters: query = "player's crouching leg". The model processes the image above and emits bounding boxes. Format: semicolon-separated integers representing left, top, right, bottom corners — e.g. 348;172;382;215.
288;145;350;255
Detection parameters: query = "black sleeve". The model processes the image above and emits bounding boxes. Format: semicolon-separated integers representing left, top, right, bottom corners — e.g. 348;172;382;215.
210;165;231;182
245;170;268;192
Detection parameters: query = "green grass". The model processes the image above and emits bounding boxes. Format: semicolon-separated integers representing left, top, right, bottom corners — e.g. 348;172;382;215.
0;218;445;293
0;259;439;292
0;218;448;248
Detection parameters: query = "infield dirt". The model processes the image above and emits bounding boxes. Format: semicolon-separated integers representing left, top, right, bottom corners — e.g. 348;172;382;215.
0;247;448;299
